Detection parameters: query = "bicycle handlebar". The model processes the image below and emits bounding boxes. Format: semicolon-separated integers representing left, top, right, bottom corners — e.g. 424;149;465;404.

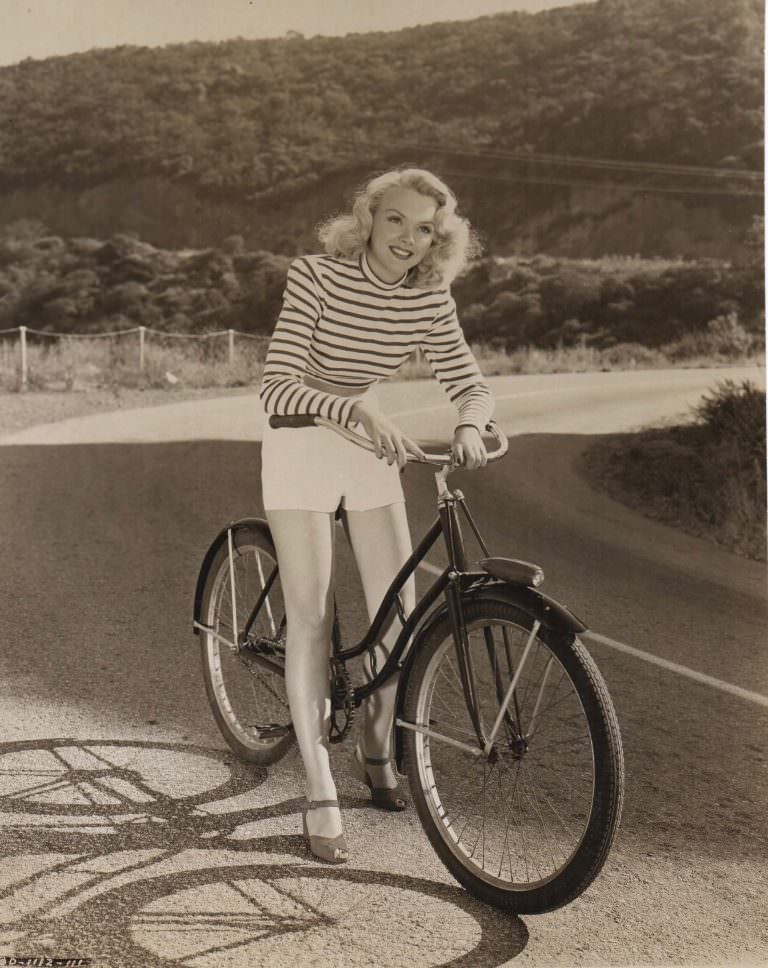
267;413;508;467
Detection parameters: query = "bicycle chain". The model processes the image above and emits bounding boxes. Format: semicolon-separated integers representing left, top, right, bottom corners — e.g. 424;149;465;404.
238;637;354;743
328;657;355;744
239;641;290;710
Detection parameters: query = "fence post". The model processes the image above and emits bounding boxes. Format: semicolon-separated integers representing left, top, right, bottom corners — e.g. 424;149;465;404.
139;326;146;371
228;329;235;366
19;326;28;391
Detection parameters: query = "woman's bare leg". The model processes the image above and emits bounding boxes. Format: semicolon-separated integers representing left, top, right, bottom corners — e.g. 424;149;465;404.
344;502;415;790
266;508;343;839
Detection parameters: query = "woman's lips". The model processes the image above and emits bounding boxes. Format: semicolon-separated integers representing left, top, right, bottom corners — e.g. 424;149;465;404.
389;246;413;260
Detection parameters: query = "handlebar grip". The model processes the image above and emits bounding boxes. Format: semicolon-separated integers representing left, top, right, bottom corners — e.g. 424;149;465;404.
268;414;318;429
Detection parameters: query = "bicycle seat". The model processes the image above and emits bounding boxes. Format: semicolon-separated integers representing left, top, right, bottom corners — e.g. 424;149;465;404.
478;557;544;587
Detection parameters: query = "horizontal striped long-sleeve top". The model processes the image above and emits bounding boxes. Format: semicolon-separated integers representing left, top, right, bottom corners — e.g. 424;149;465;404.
259;253;494;431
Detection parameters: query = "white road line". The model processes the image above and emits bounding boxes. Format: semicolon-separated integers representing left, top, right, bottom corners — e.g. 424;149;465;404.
583;631;768;708
416;561;768;708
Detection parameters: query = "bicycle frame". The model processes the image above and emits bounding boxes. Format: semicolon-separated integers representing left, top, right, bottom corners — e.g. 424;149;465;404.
193;419;586;758
334;465;501;756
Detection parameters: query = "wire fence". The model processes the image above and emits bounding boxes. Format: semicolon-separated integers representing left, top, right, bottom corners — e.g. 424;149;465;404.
0;325;272;391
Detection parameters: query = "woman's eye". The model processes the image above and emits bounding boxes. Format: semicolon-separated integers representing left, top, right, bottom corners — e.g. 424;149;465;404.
387;215;401;224
418;225;433;236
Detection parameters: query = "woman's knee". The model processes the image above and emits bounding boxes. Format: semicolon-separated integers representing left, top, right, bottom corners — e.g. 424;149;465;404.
285;598;334;643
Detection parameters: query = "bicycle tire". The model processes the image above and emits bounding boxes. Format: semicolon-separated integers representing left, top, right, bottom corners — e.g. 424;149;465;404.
198;522;294;765
402;598;624;914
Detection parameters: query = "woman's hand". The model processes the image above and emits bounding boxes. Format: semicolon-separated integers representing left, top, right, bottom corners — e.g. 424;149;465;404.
351;400;426;469
452;425;488;470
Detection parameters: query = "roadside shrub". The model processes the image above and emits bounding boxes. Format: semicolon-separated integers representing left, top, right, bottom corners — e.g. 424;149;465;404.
601;343;665;367
585;380;767;560
704;314;754;355
693;380;766;461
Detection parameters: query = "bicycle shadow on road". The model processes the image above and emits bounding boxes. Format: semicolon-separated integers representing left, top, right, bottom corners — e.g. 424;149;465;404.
0;736;529;968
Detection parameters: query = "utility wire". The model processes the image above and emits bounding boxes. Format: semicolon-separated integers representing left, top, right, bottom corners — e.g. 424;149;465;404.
436;168;764;198
338;137;763;182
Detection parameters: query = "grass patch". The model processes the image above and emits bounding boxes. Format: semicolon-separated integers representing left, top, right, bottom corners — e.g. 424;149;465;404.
1;330;763;392
582;381;767;560
394;341;762;381
0;332;268;392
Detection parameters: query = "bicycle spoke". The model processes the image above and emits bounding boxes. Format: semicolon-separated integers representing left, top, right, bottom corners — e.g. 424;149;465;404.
524;764;589;842
435;656;469;710
518;770;567;874
254;551;276;636
526;655;554;739
425;718;479;741
451;769;493;848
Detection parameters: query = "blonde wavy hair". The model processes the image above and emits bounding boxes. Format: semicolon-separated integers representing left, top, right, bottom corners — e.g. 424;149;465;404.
317;168;480;289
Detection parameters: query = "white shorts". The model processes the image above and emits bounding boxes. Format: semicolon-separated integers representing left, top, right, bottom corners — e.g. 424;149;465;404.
261;412;405;514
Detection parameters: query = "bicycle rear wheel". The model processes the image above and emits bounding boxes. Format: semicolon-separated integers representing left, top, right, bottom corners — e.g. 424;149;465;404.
198;522;294;765
402;599;624;914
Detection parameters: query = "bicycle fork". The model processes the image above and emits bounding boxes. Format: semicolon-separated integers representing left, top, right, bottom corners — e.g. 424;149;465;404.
445;576;541;758
438;471;540;760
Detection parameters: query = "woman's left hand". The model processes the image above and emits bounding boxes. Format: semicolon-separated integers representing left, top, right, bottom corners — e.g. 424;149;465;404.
451;426;488;470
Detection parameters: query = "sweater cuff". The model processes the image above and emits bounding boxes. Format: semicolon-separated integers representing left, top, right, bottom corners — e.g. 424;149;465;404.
340;397;360;428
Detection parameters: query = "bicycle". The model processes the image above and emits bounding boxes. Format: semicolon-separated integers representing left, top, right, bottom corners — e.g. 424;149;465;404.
192;417;624;915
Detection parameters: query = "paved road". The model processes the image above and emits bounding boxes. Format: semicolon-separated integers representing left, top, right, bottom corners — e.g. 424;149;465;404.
0;367;765;967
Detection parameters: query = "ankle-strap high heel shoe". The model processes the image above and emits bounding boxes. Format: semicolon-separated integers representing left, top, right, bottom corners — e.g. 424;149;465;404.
302;800;349;864
351;748;408;812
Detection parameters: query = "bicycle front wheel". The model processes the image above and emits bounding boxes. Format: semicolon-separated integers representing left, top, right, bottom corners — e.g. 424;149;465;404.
198;522;294;765
402;599;624;914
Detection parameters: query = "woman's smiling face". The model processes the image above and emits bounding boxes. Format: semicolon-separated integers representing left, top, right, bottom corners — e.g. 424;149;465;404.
366;186;438;283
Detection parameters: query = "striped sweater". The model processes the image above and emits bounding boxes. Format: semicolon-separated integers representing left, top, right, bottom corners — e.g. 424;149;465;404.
259;253;494;431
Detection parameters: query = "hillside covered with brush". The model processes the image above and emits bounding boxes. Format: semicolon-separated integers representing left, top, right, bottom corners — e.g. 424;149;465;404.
1;217;762;352
0;0;762;258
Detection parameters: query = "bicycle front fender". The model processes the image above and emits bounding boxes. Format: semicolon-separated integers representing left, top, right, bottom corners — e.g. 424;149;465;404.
192;517;274;632
392;578;587;770
471;581;588;636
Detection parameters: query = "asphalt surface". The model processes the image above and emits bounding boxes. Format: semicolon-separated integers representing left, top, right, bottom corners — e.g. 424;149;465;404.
0;367;766;967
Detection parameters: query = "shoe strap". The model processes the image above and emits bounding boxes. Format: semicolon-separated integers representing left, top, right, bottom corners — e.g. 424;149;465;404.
355;747;392;767
306;799;339;810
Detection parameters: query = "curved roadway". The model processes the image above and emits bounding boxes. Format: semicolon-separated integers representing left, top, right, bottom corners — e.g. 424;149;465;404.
0;366;765;967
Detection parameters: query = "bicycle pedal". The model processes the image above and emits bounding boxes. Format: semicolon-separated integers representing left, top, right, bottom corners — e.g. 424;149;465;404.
249;723;293;739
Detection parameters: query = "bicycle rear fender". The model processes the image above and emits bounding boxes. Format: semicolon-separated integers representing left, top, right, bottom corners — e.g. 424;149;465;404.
393;578;587;770
192;517;274;631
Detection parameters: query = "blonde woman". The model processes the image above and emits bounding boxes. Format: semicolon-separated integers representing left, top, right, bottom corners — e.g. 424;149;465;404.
259;168;495;863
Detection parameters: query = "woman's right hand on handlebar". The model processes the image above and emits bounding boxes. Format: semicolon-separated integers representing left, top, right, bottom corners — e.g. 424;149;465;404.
351;400;426;469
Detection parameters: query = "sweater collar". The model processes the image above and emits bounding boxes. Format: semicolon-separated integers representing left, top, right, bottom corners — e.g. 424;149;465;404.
360;250;407;290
